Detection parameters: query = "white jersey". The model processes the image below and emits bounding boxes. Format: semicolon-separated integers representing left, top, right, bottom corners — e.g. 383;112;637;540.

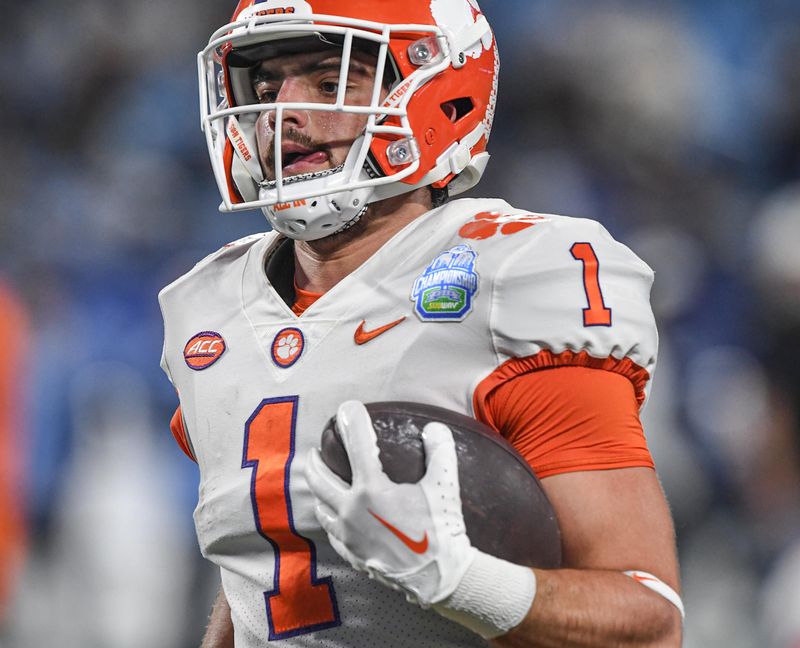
159;198;657;647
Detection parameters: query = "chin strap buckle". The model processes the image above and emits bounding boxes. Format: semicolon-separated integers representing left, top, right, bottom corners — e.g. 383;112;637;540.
442;122;486;176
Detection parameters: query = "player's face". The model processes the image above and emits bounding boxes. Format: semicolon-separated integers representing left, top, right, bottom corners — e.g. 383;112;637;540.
252;46;382;180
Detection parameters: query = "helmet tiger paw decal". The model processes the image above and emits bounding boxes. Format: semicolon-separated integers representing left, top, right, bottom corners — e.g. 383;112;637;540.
459;211;545;240
271;327;305;368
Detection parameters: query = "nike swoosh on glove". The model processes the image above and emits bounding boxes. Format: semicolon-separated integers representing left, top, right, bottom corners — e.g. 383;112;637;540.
305;400;478;608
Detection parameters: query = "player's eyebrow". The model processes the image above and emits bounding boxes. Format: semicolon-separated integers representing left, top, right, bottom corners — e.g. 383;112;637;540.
252;56;373;84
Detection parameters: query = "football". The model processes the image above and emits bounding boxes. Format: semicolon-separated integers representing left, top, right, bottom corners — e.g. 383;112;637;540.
320;401;562;569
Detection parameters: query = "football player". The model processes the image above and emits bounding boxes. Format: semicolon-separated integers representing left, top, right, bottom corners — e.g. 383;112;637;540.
0;279;28;625
160;1;683;646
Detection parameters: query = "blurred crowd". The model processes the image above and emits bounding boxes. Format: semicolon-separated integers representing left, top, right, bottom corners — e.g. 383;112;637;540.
1;0;800;646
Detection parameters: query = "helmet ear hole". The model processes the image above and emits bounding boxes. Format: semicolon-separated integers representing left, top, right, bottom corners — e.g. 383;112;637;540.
441;97;474;123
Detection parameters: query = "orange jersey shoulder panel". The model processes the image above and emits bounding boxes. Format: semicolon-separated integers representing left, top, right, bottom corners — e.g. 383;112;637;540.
475;359;654;479
170;406;197;462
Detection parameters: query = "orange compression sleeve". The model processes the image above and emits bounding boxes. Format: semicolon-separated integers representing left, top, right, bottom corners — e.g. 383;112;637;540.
170;406;196;462
479;366;654;479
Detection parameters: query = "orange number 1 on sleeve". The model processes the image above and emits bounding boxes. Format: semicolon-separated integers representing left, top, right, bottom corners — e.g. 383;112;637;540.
570;242;612;327
243;397;340;640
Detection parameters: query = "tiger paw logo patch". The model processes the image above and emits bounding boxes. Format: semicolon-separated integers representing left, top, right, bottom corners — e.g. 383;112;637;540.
411;245;479;321
459;211;545;240
271;327;304;368
184;332;226;371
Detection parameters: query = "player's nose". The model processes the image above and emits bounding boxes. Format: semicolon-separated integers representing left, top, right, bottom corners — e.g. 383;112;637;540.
267;78;310;131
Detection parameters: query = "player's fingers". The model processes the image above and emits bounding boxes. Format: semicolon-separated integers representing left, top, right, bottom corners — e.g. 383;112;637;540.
368;567;409;597
336;400;382;483
420;423;466;535
328;533;366;572
305;448;349;509
312;500;342;539
420;422;458;480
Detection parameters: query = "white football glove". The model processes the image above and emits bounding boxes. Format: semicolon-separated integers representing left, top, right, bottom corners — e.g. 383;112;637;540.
305;400;477;608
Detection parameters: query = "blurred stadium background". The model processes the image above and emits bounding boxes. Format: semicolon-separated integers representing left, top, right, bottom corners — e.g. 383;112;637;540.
2;0;800;646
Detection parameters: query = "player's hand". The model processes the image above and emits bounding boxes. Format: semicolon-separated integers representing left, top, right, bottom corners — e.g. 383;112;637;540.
305;400;477;608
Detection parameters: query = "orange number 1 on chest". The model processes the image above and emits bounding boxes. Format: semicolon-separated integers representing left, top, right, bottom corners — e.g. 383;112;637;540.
243;397;340;640
570;242;613;327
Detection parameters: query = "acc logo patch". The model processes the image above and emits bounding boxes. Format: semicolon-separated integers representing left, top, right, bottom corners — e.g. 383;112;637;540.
459;211;545;240
271;327;304;368
184;332;226;370
411;244;479;321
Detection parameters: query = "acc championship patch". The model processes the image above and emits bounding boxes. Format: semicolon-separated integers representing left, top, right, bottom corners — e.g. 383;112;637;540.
411;244;479;321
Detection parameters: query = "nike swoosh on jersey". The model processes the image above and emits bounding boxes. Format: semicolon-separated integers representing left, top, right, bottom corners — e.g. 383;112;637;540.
368;509;429;554
354;317;406;345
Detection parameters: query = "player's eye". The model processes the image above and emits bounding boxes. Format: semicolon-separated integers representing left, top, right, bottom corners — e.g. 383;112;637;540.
319;80;339;96
254;85;277;104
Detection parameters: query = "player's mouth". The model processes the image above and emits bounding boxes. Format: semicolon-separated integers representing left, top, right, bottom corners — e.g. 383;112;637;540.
280;143;330;176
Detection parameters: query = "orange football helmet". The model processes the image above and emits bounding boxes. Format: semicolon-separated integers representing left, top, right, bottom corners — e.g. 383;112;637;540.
199;0;498;240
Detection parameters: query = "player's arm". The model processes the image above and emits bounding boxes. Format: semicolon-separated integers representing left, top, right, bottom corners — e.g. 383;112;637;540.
200;586;234;648
472;364;681;646
468;220;680;644
492;467;681;647
307;395;682;646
